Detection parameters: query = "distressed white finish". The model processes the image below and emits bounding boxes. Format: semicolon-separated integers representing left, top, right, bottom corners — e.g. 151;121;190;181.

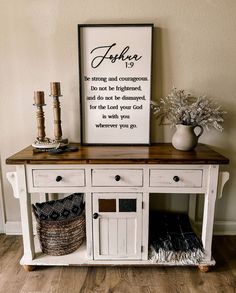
32;169;85;187
16;166;35;261
6;172;19;198
202;165;219;261
19;236;216;267
217;171;230;199
188;194;197;222
150;169;202;187
91;169;143;187
93;193;142;260
7;163;229;267
39;193;49;202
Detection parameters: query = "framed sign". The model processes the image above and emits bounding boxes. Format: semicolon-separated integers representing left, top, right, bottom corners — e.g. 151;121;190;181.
78;24;153;144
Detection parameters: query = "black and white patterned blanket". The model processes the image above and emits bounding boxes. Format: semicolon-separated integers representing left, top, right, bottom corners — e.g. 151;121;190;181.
149;212;204;264
32;193;84;221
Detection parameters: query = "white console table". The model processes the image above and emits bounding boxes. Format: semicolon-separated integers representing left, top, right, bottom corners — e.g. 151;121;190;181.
6;143;229;272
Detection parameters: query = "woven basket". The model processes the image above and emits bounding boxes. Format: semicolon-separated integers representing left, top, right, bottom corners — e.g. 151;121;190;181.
33;209;86;256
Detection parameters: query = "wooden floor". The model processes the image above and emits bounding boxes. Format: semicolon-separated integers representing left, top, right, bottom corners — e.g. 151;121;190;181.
0;235;235;293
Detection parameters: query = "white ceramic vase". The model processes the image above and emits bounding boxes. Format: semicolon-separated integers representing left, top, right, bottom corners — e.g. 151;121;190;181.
172;124;204;151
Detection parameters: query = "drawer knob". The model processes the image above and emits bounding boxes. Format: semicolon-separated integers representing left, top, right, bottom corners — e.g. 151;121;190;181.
173;176;180;182
115;175;121;181
93;213;99;219
56;175;62;182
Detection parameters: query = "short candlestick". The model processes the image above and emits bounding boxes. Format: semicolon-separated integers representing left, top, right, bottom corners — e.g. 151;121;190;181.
33;91;46;141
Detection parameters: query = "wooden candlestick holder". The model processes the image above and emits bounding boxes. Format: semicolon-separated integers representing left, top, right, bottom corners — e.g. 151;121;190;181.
50;82;68;146
32;91;62;149
32;84;68;149
32;91;51;148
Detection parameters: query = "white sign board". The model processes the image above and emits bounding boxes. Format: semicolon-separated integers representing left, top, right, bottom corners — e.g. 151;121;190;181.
78;24;153;144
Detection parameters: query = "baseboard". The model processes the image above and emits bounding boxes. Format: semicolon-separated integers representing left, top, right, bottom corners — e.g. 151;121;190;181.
194;220;236;236
5;220;236;236
5;221;22;235
214;221;236;235
5;221;36;235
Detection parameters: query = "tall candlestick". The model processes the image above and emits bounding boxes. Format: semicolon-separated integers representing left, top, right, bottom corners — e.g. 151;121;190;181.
32;87;68;149
50;82;61;96
53;97;62;141
50;82;64;141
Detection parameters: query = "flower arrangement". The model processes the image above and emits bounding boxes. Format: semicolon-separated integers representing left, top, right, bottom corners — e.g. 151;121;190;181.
151;88;226;131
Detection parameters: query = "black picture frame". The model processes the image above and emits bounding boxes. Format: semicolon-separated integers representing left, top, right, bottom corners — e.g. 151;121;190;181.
78;23;153;145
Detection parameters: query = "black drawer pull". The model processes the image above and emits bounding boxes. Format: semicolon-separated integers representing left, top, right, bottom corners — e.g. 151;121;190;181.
173;176;180;182
93;213;99;219
115;175;121;181
56;175;62;182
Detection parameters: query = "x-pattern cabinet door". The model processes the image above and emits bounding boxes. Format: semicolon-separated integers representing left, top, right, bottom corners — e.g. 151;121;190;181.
92;193;142;260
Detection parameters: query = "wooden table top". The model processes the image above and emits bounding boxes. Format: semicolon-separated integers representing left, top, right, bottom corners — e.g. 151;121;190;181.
5;143;229;165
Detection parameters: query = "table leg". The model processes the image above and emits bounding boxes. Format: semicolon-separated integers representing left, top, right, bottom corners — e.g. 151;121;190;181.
17;166;35;261
198;265;210;273
23;265;35;272
201;165;219;261
39;193;49;202
188;193;197;222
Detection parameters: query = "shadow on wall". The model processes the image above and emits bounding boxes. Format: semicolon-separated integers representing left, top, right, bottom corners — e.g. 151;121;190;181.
150;193;189;213
151;26;173;143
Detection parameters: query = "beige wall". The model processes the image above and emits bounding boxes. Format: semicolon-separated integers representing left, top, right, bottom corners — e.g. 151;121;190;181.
0;0;235;233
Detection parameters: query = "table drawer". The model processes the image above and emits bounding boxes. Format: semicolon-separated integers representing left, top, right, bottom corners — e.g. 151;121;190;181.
32;169;85;187
149;169;203;187
92;169;143;187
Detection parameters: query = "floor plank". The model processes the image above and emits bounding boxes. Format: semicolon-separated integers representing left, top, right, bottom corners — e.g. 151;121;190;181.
0;235;236;293
0;235;28;293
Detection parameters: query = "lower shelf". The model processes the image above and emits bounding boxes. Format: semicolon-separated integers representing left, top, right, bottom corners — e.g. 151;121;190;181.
20;237;216;267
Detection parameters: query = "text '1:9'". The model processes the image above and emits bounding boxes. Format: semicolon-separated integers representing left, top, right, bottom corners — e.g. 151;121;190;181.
125;62;134;68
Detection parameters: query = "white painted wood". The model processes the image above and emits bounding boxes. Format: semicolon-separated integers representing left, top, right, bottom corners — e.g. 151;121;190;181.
117;218;127;255
92;169;143;187
0;176;5;233
126;218;136;255
17;165;35;261
85;192;93;259
142;192;149;260
39;193;49;202
148;186;206;194
108;218;118;255
6;172;19;198
150;169;203;187
141;167;149;260
93;193;142;260
93;192;100;259
32;169;85;187
100;218;109;255
26;164;208;193
84;167;93;260
188;194;197;222
20;235;216;267
10;162;226;267
201;165;219;261
217;171;229;199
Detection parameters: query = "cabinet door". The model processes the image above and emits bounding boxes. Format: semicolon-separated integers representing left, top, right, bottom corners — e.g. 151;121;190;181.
93;193;142;260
